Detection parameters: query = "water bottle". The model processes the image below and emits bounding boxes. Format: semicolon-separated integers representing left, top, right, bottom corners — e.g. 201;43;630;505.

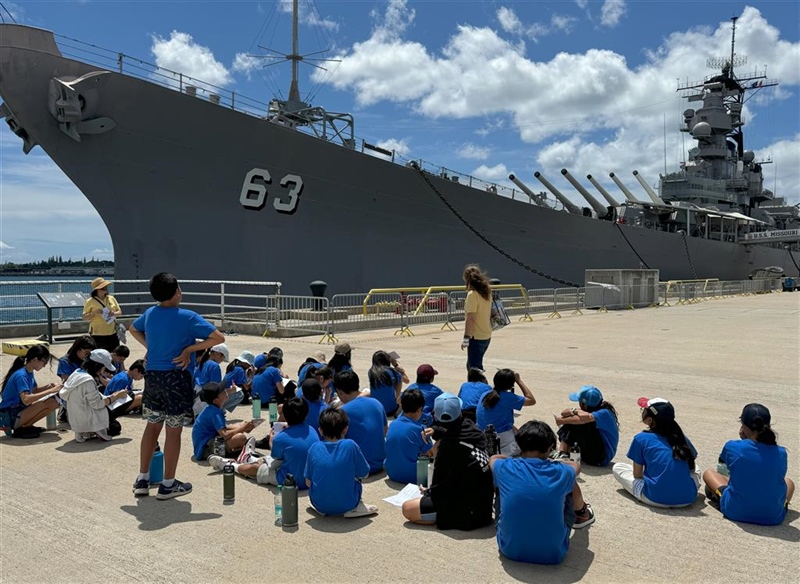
150;443;164;485
214;436;226;457
268;398;278;423
416;455;429;487
223;462;235;503
274;485;283;526
252;397;262;419
281;474;299;527
45;409;57;430
485;424;500;456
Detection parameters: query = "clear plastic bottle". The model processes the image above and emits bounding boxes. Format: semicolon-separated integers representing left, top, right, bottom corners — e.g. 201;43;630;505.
274;485;283;526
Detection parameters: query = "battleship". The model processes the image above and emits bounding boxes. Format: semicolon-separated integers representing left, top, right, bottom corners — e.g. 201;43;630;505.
0;12;798;294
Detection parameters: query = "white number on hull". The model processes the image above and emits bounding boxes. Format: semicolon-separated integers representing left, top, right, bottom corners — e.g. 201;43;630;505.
239;169;304;214
239;169;272;210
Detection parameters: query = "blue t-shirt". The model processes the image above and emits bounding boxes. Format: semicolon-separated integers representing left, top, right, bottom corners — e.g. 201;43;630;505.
304;398;328;431
271;423;320;489
191;404;226;461
0;368;36;409
404;382;443;416
251;367;283;402
458;381;491;410
476;391;525;433
493;458;576;565
719;439;788;525
223;366;247;390
194;360;222;388
627;431;698;506
342;397;387;473
57;356;80;379
104;371;133;396
132;306;216;372
298;362;323;385
369;368;402;415
385;415;433;484
593;408;619;466
304;439;370;515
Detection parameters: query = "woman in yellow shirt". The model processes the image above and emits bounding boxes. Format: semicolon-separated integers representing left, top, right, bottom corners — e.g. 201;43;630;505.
461;265;492;372
83;277;122;352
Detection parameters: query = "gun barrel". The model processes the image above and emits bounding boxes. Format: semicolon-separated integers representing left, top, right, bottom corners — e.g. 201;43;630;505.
533;172;582;214
561;169;607;215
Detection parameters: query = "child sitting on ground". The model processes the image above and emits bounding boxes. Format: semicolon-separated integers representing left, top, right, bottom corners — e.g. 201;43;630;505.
299;378;328;431
209;397;319;488
403;364;443;426
337;370;388;474
476;369;536;455
385;388;435;484
491;420;595;565
612;398;699;508
702;403;795;525
191;382;257;461
458;368;491;422
104;359;145;415
110;345;130;373
366;350;408;417
304;408;378;517
554;385;619;467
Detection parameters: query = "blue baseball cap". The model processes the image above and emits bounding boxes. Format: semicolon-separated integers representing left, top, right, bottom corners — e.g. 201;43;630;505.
433;392;462;422
253;354;267;369
569;385;604;408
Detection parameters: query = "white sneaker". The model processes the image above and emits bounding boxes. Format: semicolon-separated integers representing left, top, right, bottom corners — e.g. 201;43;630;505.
237;436;256;464
207;455;234;472
343;500;379;518
95;428;113;441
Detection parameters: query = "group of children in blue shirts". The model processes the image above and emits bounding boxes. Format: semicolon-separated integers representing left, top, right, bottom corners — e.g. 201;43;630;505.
1;271;795;565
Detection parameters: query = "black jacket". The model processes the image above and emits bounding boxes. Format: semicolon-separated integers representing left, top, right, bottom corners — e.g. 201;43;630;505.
429;417;494;530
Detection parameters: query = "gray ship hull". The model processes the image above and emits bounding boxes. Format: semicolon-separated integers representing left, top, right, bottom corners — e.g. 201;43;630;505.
1;25;795;294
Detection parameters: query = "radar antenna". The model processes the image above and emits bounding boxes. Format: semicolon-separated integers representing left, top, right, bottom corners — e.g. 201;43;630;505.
706;16;746;77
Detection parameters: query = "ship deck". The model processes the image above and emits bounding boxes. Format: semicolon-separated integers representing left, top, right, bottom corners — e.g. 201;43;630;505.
1;293;798;583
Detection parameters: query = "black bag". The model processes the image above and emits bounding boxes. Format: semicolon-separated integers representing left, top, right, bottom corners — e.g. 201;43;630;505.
108;418;122;437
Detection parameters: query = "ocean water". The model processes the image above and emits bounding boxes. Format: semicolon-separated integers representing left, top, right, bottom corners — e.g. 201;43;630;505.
0;276;96;325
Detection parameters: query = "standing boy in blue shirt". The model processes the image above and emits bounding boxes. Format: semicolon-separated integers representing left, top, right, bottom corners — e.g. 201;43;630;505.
491;420;595;565
337;370;388;474
129;272;224;500
386;388;434;484
304;408;378;517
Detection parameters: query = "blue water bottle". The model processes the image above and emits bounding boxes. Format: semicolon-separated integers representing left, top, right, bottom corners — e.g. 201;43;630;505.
150;443;164;485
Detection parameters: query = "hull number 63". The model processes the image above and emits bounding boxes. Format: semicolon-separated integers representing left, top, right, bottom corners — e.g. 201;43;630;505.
239;168;304;214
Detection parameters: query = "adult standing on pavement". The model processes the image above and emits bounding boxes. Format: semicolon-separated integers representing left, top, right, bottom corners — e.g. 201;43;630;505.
461;265;493;372
83;277;122;352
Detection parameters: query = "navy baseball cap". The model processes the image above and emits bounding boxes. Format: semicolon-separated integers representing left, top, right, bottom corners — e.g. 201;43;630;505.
569;385;603;408
638;397;675;421
740;403;771;430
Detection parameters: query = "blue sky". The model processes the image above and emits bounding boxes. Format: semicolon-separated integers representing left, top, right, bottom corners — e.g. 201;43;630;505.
0;1;798;263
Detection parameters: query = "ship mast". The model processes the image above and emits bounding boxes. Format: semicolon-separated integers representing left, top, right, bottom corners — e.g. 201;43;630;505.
288;0;301;104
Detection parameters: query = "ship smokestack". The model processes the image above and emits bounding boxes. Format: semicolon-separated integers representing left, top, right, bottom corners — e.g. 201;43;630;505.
586;174;620;207
533;172;582;214
508;174;546;207
609;172;642;203
632;170;667;206
561;169;607;215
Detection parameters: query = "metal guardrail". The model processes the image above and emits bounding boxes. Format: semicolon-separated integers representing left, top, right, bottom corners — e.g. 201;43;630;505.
0;278;783;340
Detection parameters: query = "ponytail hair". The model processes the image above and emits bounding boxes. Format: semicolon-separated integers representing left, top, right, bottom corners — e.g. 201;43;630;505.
586;399;620;427
368;351;393;388
2;345;52;393
483;368;515;409
197;348;212;369
463;264;491;300
750;417;778;446
649;419;696;472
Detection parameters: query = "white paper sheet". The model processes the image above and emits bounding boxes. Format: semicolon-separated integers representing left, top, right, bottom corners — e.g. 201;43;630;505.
382;483;423;507
108;394;133;410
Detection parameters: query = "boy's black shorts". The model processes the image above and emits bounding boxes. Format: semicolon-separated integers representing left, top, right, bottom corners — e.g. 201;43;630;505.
142;370;193;428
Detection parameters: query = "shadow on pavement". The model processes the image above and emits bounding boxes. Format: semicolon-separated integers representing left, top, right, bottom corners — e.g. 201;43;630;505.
56;437;132;453
500;528;594;583
613;489;709;517
402;520;496;541
732;509;800;542
0;432;62;445
120;497;222;531
304;506;375;532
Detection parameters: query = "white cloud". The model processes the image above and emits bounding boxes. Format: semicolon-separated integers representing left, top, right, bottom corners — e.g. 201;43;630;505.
496;7;576;40
600;0;627;28
150;31;232;88
0;241;14;249
457;143;491;160
472;163;509;181
377;138;410;156
373;0;415;40
231;53;261;79
278;0;338;31
575;0;589;9
497;7;523;35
